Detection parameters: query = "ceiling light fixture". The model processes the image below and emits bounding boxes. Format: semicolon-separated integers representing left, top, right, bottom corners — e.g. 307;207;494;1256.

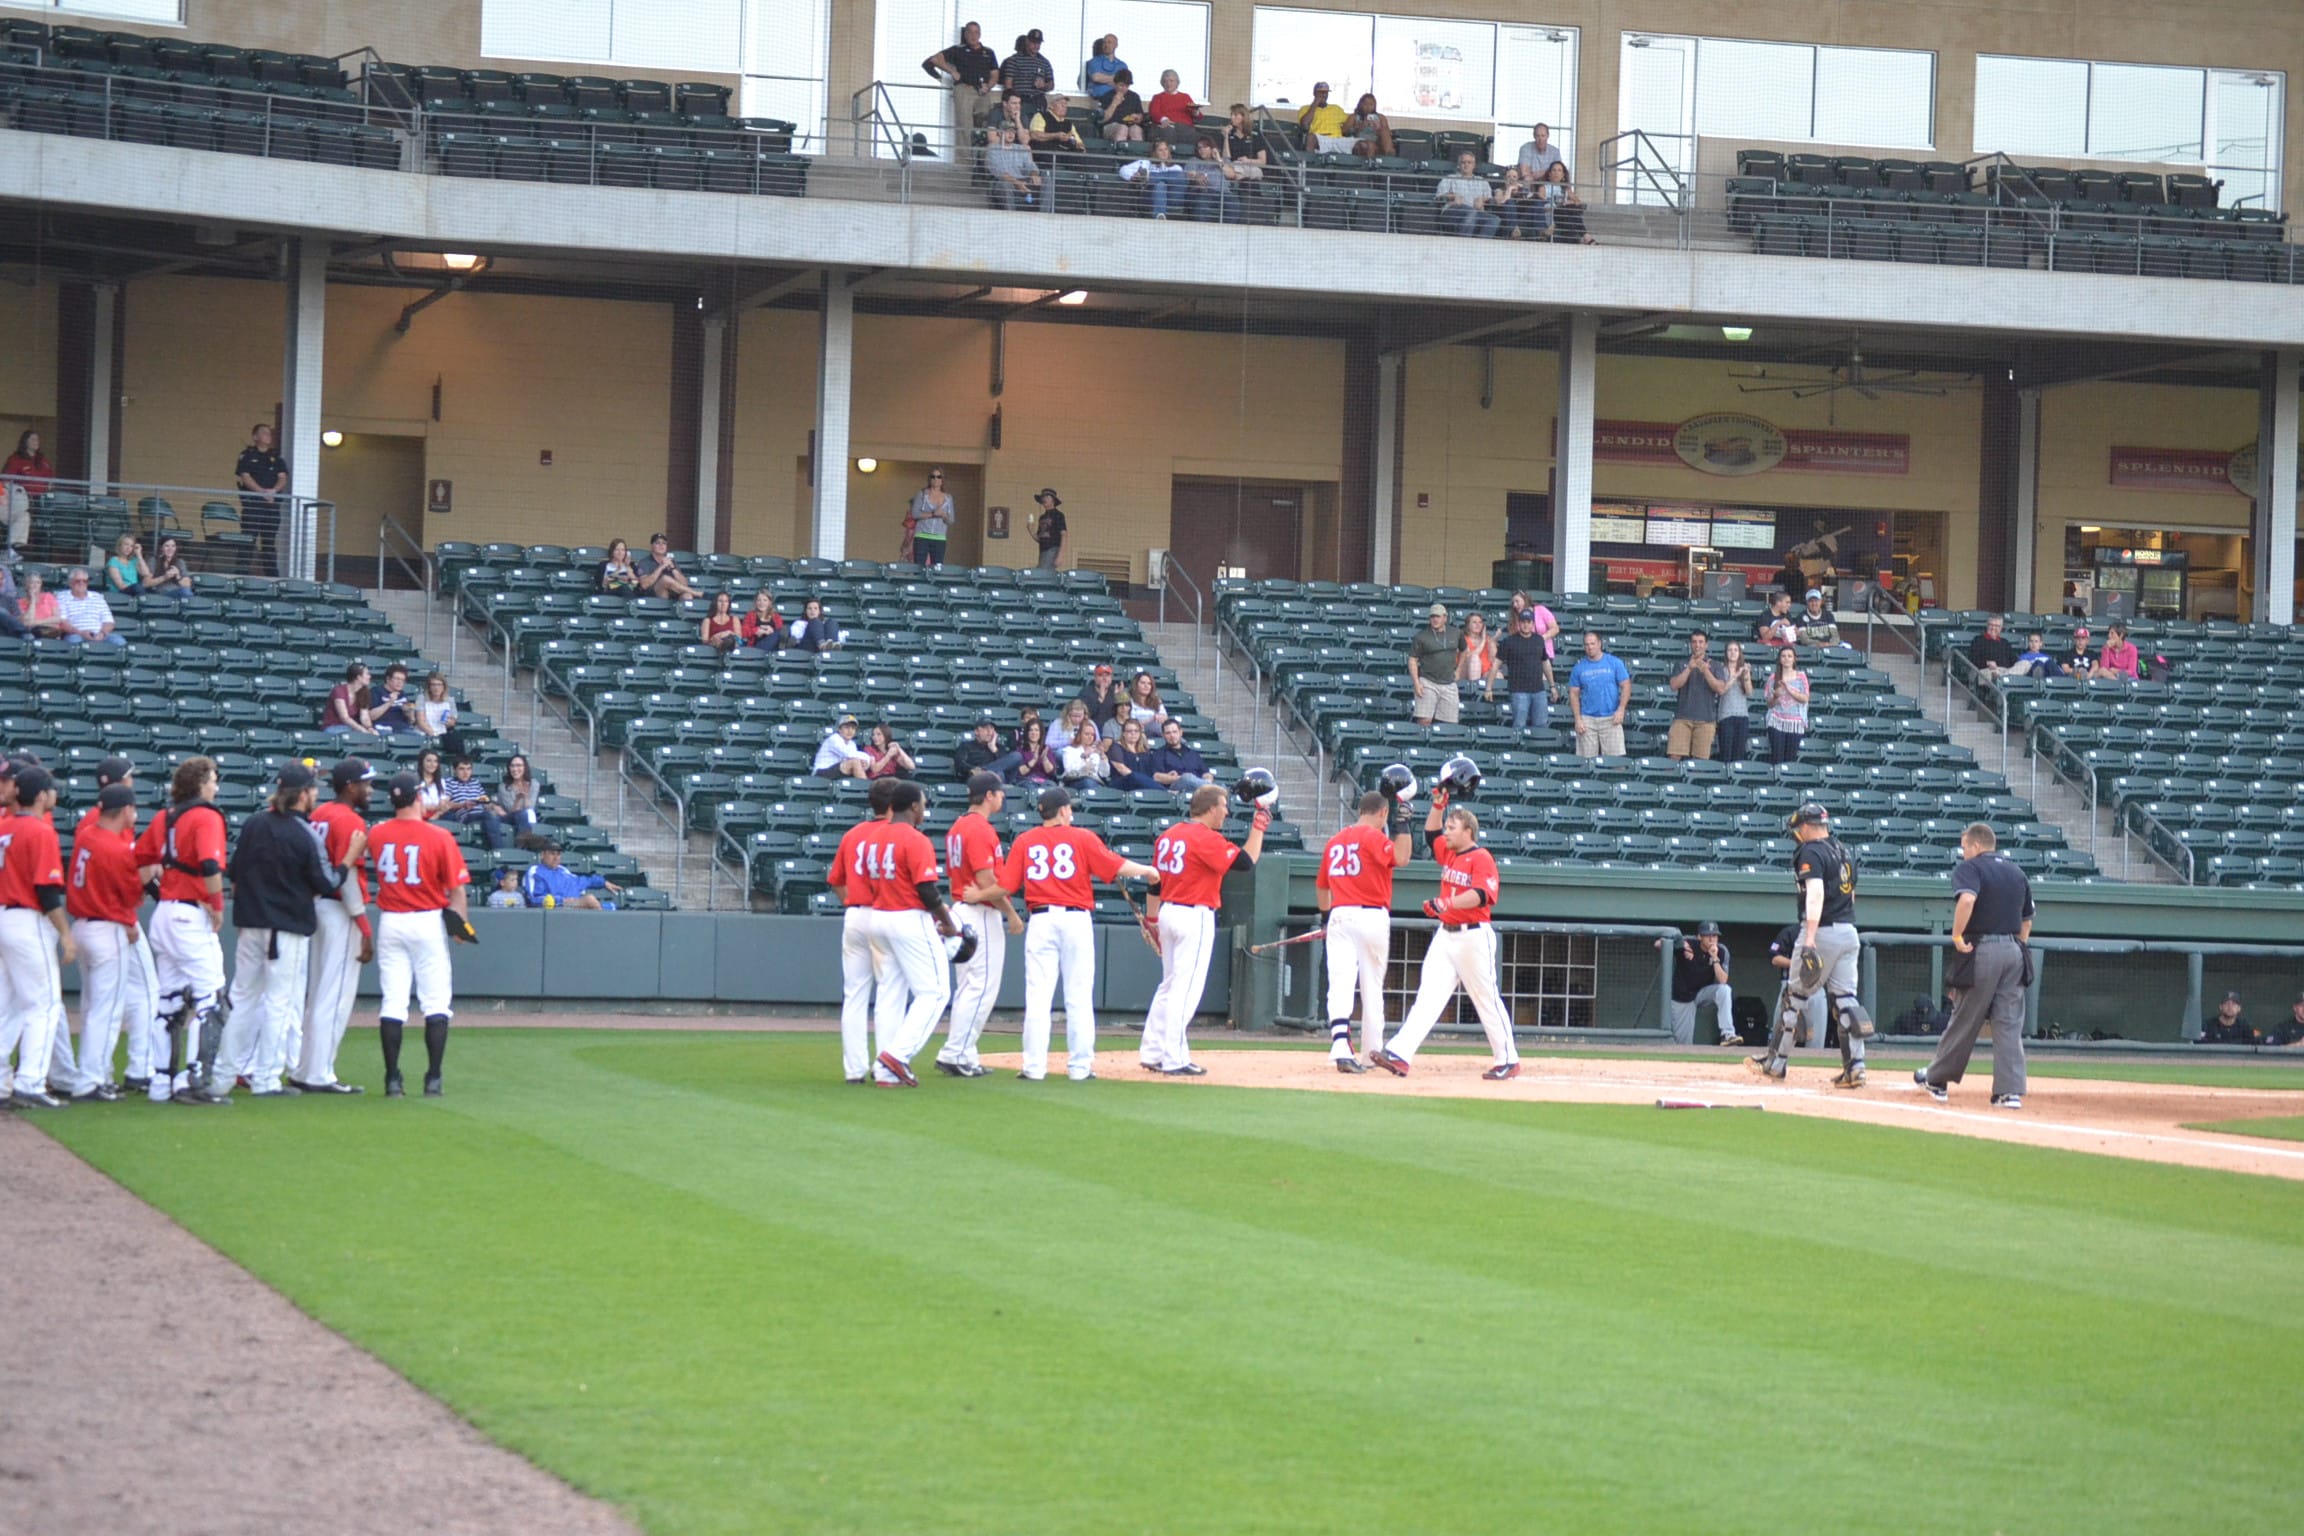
1056;290;1088;306
440;252;482;270
1721;325;1753;342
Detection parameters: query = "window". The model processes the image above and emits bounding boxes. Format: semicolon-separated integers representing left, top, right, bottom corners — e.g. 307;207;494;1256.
4;0;182;19
483;0;828;133
741;0;831;145
1250;8;1578;151
1974;55;2285;208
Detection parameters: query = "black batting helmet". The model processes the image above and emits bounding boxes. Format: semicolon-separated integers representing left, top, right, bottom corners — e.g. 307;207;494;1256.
1377;762;1417;803
1436;754;1482;799
1786;801;1831;831
1233;766;1277;804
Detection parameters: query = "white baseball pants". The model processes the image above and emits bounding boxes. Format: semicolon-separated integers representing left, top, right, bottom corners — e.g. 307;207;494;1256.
1323;906;1392;1057
1385;923;1518;1066
298;898;363;1087
222;929;311;1094
0;907;62;1098
1141;904;1218;1072
68;918;155;1093
148;901;226;1100
376;910;453;1022
839;908;882;1081
1020;909;1097;1079
872;909;952;1078
937;902;1007;1069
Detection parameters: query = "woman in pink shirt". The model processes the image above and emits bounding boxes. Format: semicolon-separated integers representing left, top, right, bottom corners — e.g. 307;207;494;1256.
2092;621;2141;681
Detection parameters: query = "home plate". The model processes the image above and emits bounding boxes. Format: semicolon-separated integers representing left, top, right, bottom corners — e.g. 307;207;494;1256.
1655;1099;1765;1111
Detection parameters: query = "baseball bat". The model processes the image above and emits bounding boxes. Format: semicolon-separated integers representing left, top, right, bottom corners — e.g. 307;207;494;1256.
1247;927;1327;957
1118;880;1161;956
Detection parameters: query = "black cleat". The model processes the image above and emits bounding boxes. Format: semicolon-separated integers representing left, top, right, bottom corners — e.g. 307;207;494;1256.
422;1074;443;1098
9;1089;67;1110
933;1060;968;1077
122;1077;151;1094
1335;1057;1369;1074
385;1072;406;1098
1161;1063;1209;1077
71;1084;123;1103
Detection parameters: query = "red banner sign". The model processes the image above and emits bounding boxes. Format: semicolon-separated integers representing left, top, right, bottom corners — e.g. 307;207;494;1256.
2108;446;2247;495
1590;417;1910;477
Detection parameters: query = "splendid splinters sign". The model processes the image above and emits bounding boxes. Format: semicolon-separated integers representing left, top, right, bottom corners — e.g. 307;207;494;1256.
1590;415;1911;476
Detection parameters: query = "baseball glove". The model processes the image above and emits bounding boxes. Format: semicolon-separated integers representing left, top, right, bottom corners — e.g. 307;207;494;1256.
1794;945;1824;995
444;910;479;945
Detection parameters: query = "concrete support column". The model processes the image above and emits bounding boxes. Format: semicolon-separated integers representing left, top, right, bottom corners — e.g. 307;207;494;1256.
2012;386;2041;613
1551;312;1598;595
86;284;116;495
279;236;328;581
2255;348;2298;626
695;310;727;556
812;271;853;561
1371;350;1400;583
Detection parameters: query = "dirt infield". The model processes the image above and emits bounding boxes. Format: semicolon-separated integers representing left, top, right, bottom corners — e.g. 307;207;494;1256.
982;1047;2304;1181
0;1118;639;1536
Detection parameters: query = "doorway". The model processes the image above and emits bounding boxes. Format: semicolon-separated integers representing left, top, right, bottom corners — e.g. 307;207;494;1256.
1167;477;1310;594
317;433;426;587
839;459;987;566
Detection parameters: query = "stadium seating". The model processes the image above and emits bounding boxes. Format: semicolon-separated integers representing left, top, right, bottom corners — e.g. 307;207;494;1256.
440;545;1296;919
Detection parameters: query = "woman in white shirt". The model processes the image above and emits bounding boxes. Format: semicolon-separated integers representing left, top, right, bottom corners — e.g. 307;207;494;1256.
417;672;458;740
413;748;451;819
1060;722;1109;786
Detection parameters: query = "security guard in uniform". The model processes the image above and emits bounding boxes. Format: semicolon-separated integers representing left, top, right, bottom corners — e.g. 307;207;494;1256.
1917;821;2035;1109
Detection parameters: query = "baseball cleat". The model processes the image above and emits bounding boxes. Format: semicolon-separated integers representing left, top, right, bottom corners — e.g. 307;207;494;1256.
1914;1070;1947;1102
1139;1060;1164;1074
1830;1066;1867;1090
122;1076;151;1093
1992;1094;2023;1110
1334;1056;1369;1075
1744;1054;1785;1081
957;1063;991;1078
1373;1049;1411;1077
1015;1070;1045;1081
248;1086;300;1098
845;1076;869;1085
71;1084;123;1103
933;1060;968;1077
1161;1063;1208;1076
291;1080;362;1095
875;1052;917;1088
422;1075;444;1098
1068;1071;1097;1082
9;1089;67;1110
385;1072;406;1098
1481;1061;1522;1081
234;1075;252;1090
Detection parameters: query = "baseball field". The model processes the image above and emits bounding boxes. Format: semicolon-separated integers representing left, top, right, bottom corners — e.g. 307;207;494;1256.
18;1024;2304;1535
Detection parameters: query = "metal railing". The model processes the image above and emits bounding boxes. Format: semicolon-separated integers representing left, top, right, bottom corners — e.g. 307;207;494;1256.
2122;800;2198;885
374;511;433;651
2;473;337;582
1598;127;1691;209
1262;918;1684;1033
1154;551;1204;674
1942;650;2014;775
850;80;916;169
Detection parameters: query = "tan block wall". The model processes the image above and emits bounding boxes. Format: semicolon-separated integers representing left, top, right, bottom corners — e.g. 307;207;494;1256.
0;277;60;443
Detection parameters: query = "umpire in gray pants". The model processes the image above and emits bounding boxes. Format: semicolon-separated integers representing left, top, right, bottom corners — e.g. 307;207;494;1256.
1918;822;2035;1108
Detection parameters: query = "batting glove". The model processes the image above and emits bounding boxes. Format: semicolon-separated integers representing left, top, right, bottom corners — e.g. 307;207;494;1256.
1421;898;1449;921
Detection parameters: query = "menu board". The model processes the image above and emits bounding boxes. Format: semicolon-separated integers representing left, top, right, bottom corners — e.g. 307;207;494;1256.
1645;511;1711;547
1591;510;1647;544
1709;508;1777;548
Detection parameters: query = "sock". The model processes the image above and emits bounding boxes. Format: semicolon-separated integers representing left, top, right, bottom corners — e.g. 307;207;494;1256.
423;1015;450;1079
380;1017;405;1076
1328;1019;1352;1058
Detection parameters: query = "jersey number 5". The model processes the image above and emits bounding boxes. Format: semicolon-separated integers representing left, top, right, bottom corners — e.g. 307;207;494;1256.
375;844;425;885
1024;843;1077;881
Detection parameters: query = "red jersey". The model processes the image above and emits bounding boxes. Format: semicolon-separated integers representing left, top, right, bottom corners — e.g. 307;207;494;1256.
855;821;940;913
827;819;886;907
67;810;143;925
366;817;469;913
1317;823;1397;908
1151;820;1241;908
944;812;1003;905
1000;824;1124;910
141;802;229;909
1432;839;1501;927
0;809;64;910
311;801;371;904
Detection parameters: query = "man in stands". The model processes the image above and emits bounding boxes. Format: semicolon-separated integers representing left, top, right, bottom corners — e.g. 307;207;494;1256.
922;21;999;134
1516;124;1563;181
954;716;1020;782
1666;630;1727;760
1968;614;2016;677
1567;630;1631;758
1756;591;1800;649
1145;717;1208;795
2199;989;2259;1045
1083;34;1126;106
1798;588;1840;647
1435;151;1500;237
56;568;124;646
983;124;1042;209
371;663;419;733
1077;664;1122;730
1031;488;1068;569
2011;631;2065;677
1000;30;1053;118
523;841;621;910
234;422;288;576
1496;605;1554;734
1295;82;1348;152
638;533;698;601
2064;625;2095;676
1187;137;1245;223
1407;603;1461;729
441;756;508;850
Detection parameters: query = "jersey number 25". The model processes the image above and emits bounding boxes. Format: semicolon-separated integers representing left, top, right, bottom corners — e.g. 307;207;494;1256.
1325;843;1363;878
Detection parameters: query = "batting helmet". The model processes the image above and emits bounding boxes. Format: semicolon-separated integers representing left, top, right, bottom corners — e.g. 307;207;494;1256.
1785;800;1831;831
1435;754;1482;799
945;929;979;966
1233;766;1279;807
1377;762;1418;804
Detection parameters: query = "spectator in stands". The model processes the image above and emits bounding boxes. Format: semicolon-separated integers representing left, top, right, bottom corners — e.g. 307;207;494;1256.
1084;34;1126;105
524;841;621;911
2011;632;2065;677
955;716;1019;782
497;753;542;846
1146;717;1209;794
1539;162;1594;243
1494;167;1550;239
1968;614;2017;676
741;589;784;649
814;716;871;779
1009;706;1044;757
863;723;915;781
1000;30;1053;117
1032;489;1069;569
0;564;27;639
1187;137;1245;222
1125;670;1167;725
1121;138;1188;217
487;867;525;910
908;468;955;566
417;671;458;742
234;422;289;576
1666;631;1727;760
2199;989;2259;1045
1764;645;1811;763
16;570;60;637
638;533;698;601
148;534;194;599
1773;552;1807;599
1497;605;1554;733
105;534;151;595
1107;717;1159;789
371;663;419;733
700;590;742;652
1757;591;1799;648
1661;922;1738;1046
1009;717;1060;786
1223;105;1268;176
1296;83;1350;152
1343;93;1395;158
597;538;640;596
784;596;842;651
442;755;509;850
1514;591;1563;670
1798;588;1841;648
1;428;52;555
1061;722;1109;786
2093;621;2141;681
1568;630;1631;758
1407;603;1462;728
1459;611;1498;710
923;21;999;134
413;748;450;819
1029;92;1085;157
1149;70;1196;129
1515;124;1564;182
323;661;375;735
2064;626;2095;676
1072;663;1121;731
1106;699;1137;744
1717;640;1755;763
56;567;123;646
1101;69;1148;142
1435;152;1500;237
982;124;1042;209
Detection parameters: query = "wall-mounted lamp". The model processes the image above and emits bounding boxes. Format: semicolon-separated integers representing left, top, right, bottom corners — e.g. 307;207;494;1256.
856;457;879;473
440;252;483;270
320;429;345;448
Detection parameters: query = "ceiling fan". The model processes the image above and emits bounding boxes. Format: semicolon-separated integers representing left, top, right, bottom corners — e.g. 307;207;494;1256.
1729;331;1981;404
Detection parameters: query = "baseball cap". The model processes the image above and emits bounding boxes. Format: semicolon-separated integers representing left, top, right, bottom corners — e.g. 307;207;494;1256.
1038;786;1071;820
1313;80;1330;91
1805;588;1824;601
97;782;136;812
330;757;376;790
1428;602;1449;617
1696;921;1720;937
1514;608;1534;622
1094;664;1113;676
14;764;53;801
1785;801;1831;830
2074;626;2090;639
386;772;421;808
835;714;859;730
975;714;999;728
276;762;318;793
1036;487;1062;505
95;755;135;787
538;839;563;854
2223;990;2243;1003
967;770;1006;799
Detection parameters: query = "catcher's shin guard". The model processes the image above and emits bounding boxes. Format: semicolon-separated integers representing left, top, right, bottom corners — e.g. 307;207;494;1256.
161;990;194;1081
1832;996;1871;1071
190;997;228;1089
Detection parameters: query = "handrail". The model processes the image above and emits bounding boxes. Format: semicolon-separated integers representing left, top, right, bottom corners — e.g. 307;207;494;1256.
850;81;914;167
1598;128;1691;209
374;511;434;652
2122;800;2198;885
1942;650;2011;774
1154;550;1204;674
4;472;339;580
622;742;690;908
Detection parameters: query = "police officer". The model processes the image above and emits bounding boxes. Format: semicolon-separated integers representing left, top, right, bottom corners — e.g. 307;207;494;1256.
1749;801;1870;1086
1916;822;2035;1109
217;764;345;1097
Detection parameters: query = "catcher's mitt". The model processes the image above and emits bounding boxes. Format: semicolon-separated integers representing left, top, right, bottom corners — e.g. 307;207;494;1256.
444;910;480;945
1793;945;1824;996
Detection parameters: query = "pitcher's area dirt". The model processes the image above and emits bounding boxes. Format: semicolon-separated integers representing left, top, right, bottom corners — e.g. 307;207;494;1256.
985;1048;2304;1181
0;1118;640;1536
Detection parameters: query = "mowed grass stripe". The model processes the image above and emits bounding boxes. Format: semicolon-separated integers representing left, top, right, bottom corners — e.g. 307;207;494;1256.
40;1030;2304;1536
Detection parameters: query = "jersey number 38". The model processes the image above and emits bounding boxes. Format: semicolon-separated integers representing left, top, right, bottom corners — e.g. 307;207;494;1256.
1025;843;1077;881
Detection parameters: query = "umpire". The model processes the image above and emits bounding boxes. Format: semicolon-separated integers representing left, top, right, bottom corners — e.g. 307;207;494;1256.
1916;822;2034;1109
217;763;345;1096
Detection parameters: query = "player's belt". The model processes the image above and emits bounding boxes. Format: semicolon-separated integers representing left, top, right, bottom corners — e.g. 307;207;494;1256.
1025;903;1089;914
1334;904;1386;910
1974;933;2019;944
1167;902;1217;910
1442;919;1490;929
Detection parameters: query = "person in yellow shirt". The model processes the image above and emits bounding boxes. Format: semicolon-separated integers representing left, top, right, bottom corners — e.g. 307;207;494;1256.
1297;81;1349;151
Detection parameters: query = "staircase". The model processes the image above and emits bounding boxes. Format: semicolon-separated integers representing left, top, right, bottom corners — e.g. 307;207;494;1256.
1143;619;1342;841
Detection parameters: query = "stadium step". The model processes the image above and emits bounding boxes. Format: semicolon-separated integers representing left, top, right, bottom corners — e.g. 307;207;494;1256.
1144;619;1342;841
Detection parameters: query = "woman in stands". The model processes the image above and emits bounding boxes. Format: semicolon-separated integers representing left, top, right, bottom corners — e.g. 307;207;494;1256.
862;723;915;780
147;534;194;599
1107;716;1159;789
741;589;784;649
16;570;61;637
1009;718;1059;786
1495;167;1549;239
1223;104;1267;177
413;748;451;820
416;671;458;744
1101;68;1147;142
785;596;842;652
1148;70;1196;130
907;469;954;568
1343;93;1395;159
496;754;542;846
321;661;375;735
1764;645;1810;764
1539;161;1595;244
1061;721;1110;787
1057;698;1094;745
1;429;52;556
1717;640;1755;763
1459;612;1498;707
2093;621;2141;681
105;534;152;595
598;538;640;596
700;590;743;652
1124;670;1167;728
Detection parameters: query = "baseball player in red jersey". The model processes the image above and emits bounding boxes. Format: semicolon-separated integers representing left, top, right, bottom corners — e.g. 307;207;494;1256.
999;786;1158;1081
829;777;904;1083
1374;784;1520;1080
934;771;1024;1077
1139;777;1270;1076
138;756;231;1103
853;781;961;1087
1317;783;1416;1073
61;782;150;1101
0;765;77;1109
295;758;376;1093
367;773;474;1098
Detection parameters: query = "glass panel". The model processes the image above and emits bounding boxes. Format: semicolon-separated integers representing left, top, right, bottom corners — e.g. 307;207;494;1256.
1249;6;1375;112
744;0;831;80
1494;24;1577;147
1813;46;1933;148
1616;33;1692;203
1371;15;1496;122
60;0;183;18
613;0;743;72
1084;0;1213;105
485;0;614;63
741;75;827;149
2088;62;2204;162
1693;37;1812;140
1973;54;2088;157
2209;69;2282;207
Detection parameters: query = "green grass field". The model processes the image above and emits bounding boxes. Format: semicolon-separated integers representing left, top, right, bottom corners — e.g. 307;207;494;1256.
2185;1115;2304;1142
39;1028;2304;1536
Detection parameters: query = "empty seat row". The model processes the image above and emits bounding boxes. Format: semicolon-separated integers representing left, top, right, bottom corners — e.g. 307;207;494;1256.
375;65;729;118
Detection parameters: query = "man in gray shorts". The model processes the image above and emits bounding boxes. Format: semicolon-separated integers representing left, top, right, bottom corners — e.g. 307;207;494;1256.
1917;823;2034;1109
1407;603;1461;728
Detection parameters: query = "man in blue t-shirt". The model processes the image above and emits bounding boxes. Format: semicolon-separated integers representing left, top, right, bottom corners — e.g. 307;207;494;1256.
1567;630;1632;758
1084;34;1127;103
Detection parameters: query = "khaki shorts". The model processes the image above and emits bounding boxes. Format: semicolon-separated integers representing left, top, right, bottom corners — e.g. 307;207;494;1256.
1574;719;1626;757
1413;679;1461;725
1666;719;1717;759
